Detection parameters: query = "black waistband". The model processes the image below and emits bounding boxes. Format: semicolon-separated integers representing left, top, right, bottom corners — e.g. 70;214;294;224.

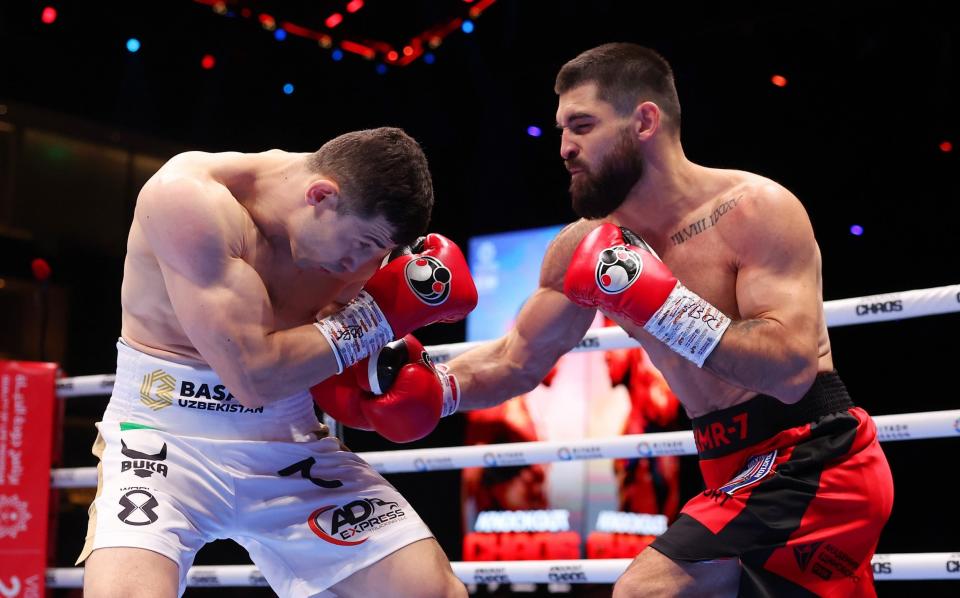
690;371;854;460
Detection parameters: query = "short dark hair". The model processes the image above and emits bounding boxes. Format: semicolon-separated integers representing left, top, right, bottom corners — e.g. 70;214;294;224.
307;127;433;245
555;43;681;133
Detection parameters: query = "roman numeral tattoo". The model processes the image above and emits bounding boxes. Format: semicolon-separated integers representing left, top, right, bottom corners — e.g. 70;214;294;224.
669;195;742;246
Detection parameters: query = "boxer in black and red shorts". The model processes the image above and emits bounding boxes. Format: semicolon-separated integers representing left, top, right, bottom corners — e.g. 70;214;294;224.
445;42;895;596
651;372;894;596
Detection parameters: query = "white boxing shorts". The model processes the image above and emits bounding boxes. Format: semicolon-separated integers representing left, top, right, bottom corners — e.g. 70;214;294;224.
77;340;434;597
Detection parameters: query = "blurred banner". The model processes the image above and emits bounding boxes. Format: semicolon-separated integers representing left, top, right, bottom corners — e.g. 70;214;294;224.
463;226;685;562
0;361;59;597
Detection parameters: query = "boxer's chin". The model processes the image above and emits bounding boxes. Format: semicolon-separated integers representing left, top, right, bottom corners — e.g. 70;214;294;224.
571;178;631;218
570;129;644;219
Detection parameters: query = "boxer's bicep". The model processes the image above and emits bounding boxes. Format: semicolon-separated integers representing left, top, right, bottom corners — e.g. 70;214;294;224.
138;178;279;405
731;186;819;346
508;285;596;378
501;218;602;378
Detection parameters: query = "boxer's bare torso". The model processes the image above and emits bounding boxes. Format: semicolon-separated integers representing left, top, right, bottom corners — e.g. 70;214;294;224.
121;151;378;366
544;168;833;417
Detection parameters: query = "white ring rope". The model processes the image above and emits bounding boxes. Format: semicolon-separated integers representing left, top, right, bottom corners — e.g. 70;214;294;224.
38;284;960;585
50;410;960;487
430;283;960;362
43;553;960;587
53;283;960;397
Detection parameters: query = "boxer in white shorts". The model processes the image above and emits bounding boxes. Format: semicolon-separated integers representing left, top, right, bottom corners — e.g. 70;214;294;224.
78;129;477;598
79;341;435;596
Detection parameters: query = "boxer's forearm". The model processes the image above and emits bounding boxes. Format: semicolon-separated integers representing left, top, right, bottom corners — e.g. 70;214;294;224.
702;317;818;403
447;337;551;411
206;323;342;408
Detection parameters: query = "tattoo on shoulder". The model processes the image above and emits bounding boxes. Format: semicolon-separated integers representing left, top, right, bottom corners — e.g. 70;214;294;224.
669;195;742;246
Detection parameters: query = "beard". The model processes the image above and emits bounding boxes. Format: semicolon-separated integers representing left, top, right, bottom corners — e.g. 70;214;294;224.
569;127;644;219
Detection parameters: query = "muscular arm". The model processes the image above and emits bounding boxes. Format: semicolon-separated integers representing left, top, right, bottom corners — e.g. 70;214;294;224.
448;221;599;411
137;175;340;407
703;185;821;402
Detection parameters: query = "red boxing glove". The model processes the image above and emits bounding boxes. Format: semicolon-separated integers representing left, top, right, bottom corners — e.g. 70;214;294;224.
359;335;460;443
563;223;731;367
315;233;478;374
310;335;460;442
309;373;375;432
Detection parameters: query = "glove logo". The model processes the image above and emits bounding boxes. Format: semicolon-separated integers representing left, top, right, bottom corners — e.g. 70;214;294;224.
405;256;451;305
595;246;642;294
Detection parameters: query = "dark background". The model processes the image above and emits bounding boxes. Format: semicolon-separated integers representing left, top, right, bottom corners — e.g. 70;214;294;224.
1;1;957;596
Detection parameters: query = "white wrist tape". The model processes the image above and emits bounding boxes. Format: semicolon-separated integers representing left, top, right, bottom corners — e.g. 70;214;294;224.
315;291;394;374
435;363;461;417
642;281;731;367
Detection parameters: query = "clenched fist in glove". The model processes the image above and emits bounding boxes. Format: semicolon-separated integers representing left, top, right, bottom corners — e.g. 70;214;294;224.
563;222;730;367
315;233;478;374
310;334;460;443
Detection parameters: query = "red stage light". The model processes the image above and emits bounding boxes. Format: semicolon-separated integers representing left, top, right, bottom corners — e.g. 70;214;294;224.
346;0;364;13
771;74;788;87
31;258;52;282
387;51;398;62
940;141;953;153
325;13;343;28
201;54;216;70
41;6;57;24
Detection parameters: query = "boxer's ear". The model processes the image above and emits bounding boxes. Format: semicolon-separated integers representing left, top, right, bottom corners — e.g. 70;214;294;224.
306;179;340;207
633;101;661;143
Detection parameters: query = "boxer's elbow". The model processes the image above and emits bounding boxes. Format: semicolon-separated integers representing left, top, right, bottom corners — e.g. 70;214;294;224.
514;362;549;396
232;353;285;408
772;348;819;404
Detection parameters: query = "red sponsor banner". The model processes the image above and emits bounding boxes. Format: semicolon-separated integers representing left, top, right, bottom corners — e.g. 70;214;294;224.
463;532;582;561
586;532;655;559
0;361;58;598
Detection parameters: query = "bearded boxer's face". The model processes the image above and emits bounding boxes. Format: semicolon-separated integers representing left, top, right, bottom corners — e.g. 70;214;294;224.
568;126;643;218
557;83;644;219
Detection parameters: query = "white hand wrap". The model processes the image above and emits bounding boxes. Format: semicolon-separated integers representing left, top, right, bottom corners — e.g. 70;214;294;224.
315;291;394;374
642;281;731;367
435;363;461;417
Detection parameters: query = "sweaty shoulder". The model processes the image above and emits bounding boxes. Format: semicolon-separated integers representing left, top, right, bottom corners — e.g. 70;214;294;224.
718;173;815;264
135;153;247;278
540;219;606;292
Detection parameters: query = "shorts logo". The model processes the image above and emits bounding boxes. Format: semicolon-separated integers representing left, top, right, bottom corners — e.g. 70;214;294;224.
117;489;159;526
595;246;642;294
405;256;451;305
277;457;343;489
308;497;406;546
120;439;169;478
139;369;176;411
718;450;777;495
793;541;823;571
0;494;32;539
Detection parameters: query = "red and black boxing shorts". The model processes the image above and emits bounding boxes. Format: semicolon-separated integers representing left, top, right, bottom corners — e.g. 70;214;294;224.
651;372;894;597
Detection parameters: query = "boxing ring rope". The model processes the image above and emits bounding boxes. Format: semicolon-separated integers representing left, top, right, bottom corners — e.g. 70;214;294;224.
44;553;960;587
53;283;960;397
45;283;960;586
49;409;960;486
